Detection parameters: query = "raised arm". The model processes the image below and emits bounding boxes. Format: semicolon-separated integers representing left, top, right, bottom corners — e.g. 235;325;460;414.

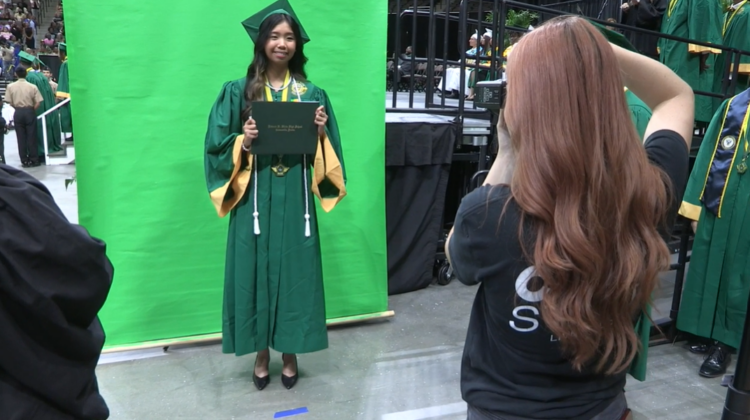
613;42;694;148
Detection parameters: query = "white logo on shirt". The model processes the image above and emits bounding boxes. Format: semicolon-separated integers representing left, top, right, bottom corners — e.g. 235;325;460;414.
509;266;547;333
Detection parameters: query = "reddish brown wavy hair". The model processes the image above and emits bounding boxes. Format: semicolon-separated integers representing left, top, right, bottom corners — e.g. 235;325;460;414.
504;16;671;374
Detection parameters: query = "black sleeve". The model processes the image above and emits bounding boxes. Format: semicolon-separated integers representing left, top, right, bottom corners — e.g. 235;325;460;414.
644;129;690;233
0;164;112;420
637;0;667;28
448;185;513;285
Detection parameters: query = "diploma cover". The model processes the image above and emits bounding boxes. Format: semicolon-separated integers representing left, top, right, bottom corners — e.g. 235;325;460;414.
251;101;320;155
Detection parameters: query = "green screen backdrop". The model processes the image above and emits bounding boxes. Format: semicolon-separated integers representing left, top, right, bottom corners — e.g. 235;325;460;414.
65;1;388;347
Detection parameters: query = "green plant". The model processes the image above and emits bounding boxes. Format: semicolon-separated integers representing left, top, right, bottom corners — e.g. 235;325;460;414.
484;10;539;48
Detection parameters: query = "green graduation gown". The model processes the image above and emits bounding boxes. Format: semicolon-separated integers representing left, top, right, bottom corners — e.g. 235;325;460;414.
56;60;73;133
658;0;723;123
677;89;750;349
204;77;346;356
625;88;652;139
25;70;62;155
713;1;750;111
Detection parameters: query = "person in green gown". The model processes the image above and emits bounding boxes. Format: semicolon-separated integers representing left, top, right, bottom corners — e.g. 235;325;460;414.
204;0;346;391
677;87;750;377
658;0;723;124
17;51;62;162
55;42;73;141
712;0;750;109
625;88;652;139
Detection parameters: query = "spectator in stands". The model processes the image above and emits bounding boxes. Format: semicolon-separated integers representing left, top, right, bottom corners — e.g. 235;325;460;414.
1;42;13;81
446;16;691;420
399;45;413;76
23;26;33;52
43;69;56;94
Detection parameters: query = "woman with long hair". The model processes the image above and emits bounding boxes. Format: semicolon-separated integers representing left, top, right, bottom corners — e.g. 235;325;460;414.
446;16;692;419
204;0;346;391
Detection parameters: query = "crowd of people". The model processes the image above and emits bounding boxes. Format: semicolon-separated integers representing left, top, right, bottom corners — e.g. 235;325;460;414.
0;0;69;166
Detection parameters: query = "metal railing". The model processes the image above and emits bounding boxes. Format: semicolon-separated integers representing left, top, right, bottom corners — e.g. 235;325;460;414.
37;96;69;166
389;0;750;124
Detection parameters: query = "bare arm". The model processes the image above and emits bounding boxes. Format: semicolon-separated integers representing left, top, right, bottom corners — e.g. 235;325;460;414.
612;43;695;148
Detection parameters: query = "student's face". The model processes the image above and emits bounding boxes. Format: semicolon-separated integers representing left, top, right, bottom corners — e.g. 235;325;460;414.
265;21;296;66
42;70;50;78
469;37;477;48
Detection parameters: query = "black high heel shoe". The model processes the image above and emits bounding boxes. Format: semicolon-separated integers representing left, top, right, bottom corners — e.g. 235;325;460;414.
253;355;270;391
281;354;298;390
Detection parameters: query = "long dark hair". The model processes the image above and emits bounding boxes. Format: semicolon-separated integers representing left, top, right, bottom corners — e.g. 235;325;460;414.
504;16;671;375
241;13;308;120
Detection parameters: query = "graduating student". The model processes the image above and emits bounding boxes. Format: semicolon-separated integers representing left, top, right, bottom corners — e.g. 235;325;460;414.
56;42;73;139
0;165;112;419
17;51;62;159
658;0;723;124
677;86;750;377
446;16;691;419
204;0;346;391
711;0;750;108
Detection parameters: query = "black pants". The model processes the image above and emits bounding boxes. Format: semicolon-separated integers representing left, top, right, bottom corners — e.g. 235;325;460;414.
14;107;37;165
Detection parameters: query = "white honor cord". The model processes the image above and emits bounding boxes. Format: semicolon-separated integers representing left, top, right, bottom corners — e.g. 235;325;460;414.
253;155;260;235
293;78;311;238
303;154;310;237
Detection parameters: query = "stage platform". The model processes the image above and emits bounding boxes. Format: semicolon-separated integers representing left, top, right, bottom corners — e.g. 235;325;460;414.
385;92;492;138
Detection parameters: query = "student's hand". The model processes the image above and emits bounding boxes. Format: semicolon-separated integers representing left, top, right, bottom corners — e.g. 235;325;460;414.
621;2;630;10
314;106;327;137
243;117;258;149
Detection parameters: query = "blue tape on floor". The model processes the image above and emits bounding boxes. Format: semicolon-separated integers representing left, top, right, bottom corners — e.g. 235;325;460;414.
274;407;309;418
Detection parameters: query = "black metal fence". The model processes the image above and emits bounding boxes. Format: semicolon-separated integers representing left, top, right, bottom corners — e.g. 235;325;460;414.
388;0;750;126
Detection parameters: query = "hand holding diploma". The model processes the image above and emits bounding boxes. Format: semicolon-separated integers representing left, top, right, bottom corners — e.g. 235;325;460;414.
243;117;259;150
315;106;328;137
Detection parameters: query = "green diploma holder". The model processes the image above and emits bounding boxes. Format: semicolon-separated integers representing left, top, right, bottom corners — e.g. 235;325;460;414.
251;101;320;155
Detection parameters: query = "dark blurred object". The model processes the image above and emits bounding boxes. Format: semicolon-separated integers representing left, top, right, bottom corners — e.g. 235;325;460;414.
474;80;507;111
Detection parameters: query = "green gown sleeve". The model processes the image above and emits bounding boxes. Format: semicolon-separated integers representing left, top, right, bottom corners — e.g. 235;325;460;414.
56;61;69;99
311;88;347;211
625;90;652;139
628;305;652;381
204;79;252;217
679;98;729;221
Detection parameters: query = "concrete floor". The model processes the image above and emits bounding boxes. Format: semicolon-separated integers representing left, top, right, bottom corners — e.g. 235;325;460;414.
13;111;732;420
93;281;733;420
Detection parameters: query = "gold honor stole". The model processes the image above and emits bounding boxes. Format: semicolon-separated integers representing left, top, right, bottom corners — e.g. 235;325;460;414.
700;88;750;217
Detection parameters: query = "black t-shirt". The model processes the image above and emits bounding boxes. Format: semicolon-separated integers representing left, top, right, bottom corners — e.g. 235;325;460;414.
449;130;688;419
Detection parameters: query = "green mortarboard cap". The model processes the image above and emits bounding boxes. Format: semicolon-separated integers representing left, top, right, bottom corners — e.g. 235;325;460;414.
58;42;66;51
587;19;636;52
18;51;35;64
241;0;310;44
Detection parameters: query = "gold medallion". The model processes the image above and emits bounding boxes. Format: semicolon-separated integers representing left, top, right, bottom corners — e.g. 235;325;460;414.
271;155;289;177
292;82;308;96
